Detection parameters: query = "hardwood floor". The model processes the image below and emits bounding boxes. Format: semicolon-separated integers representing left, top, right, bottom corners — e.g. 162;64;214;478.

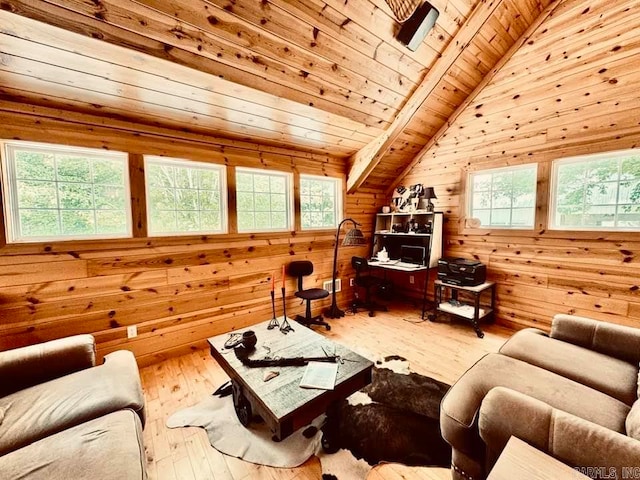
140;304;513;480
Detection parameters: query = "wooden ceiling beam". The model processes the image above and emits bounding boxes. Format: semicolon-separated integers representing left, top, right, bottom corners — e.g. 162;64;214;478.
346;0;505;193
386;0;563;196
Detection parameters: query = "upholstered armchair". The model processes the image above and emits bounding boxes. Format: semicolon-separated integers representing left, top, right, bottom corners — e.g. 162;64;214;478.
0;335;147;479
440;314;640;480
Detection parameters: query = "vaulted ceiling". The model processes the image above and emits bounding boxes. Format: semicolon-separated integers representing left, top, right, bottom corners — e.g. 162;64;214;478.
0;0;554;192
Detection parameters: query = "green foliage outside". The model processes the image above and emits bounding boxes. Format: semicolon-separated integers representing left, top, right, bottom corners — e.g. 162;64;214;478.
236;171;288;231
555;156;640;228
146;163;222;234
13;150;128;239
471;154;640;230
471;165;537;227
300;177;337;229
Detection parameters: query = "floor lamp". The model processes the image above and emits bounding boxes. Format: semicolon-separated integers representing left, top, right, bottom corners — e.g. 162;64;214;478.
325;218;367;319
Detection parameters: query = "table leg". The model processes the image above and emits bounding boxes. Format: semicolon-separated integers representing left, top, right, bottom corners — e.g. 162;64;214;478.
473;293;484;338
421;265;430;319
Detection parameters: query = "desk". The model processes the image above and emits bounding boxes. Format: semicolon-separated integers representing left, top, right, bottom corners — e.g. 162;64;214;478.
369;260;431;319
488;437;588;480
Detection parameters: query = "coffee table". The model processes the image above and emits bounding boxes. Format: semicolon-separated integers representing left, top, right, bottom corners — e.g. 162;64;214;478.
208;318;373;441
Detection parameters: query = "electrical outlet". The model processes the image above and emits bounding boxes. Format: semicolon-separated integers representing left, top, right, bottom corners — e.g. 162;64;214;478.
349;278;354;287
409;275;415;284
127;325;137;339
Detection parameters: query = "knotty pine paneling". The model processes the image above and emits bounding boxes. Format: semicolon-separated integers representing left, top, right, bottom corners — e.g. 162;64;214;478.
360;0;555;192
0;110;384;366
400;0;640;332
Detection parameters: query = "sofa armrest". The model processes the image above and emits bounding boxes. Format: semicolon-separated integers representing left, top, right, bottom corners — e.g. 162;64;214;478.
479;387;640;476
0;335;96;397
551;314;640;364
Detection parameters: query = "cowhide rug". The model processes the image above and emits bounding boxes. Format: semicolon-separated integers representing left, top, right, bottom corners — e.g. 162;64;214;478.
166;356;451;479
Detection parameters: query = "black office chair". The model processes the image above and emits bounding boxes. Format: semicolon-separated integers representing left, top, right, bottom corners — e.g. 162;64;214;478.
287;261;331;330
351;256;388;317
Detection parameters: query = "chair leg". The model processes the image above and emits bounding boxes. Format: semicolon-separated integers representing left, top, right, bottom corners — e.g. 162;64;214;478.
294;300;331;330
364;287;388;317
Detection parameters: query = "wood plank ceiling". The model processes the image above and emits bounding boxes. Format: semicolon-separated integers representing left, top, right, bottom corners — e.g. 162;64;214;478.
0;0;552;191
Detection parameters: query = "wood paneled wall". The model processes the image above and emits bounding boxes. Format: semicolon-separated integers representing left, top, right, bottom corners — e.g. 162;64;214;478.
400;0;640;331
0;102;384;365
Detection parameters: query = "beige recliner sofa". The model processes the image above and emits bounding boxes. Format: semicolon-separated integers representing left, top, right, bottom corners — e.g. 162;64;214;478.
441;314;640;480
0;334;147;479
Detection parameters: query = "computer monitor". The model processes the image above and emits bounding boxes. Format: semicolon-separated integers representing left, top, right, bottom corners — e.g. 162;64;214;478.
400;245;425;265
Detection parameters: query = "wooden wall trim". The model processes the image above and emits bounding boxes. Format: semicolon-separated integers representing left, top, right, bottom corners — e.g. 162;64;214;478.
128;153;147;238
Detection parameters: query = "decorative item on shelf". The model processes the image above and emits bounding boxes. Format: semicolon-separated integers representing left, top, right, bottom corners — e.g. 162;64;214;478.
381;206;391;214
325;218;367;319
419;186;437;212
391;186;404;212
394;184;424;212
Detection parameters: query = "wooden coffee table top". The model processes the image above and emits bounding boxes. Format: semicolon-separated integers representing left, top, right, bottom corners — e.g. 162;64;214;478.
208;318;373;437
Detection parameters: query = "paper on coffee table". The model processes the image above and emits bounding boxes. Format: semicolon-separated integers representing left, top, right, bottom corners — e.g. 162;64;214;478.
299;361;339;390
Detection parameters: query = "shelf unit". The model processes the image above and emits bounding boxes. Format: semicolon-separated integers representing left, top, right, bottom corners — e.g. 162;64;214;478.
372;211;443;268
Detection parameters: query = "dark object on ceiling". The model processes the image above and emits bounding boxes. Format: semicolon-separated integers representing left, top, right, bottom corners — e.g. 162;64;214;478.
397;2;440;52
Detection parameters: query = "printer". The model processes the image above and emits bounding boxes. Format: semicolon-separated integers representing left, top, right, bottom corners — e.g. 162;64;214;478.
437;257;487;286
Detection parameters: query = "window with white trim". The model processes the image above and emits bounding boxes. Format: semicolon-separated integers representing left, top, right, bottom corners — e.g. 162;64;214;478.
235;167;292;232
300;174;342;229
550;150;640;230
468;164;537;228
145;156;227;236
1;141;131;243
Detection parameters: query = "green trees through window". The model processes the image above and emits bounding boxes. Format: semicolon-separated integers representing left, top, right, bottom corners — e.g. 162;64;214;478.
551;152;640;230
300;175;341;229
235;168;291;232
145;156;226;236
469;164;537;228
3;143;130;242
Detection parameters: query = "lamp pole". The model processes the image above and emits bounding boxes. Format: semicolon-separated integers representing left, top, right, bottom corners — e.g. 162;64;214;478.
325;218;360;319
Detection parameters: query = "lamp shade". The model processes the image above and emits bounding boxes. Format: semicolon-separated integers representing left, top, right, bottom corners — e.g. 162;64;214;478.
423;187;437;200
342;227;366;246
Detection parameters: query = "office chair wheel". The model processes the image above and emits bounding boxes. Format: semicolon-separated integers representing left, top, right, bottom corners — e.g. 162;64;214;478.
325;324;331;330
368;311;374;317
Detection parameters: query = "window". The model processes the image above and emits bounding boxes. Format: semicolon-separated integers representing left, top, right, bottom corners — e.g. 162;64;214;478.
235;167;292;232
1;141;130;243
300;175;342;229
550;150;640;230
145;156;227;236
468;164;537;228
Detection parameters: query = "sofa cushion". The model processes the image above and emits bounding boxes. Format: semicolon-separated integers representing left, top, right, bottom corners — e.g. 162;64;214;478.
440;353;630;455
0;350;145;456
0;409;146;480
627;399;640;441
551;314;640;364
0;334;96;397
499;328;639;406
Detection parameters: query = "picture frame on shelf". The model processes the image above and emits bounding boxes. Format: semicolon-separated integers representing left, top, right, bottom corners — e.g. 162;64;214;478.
392;184;424;212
